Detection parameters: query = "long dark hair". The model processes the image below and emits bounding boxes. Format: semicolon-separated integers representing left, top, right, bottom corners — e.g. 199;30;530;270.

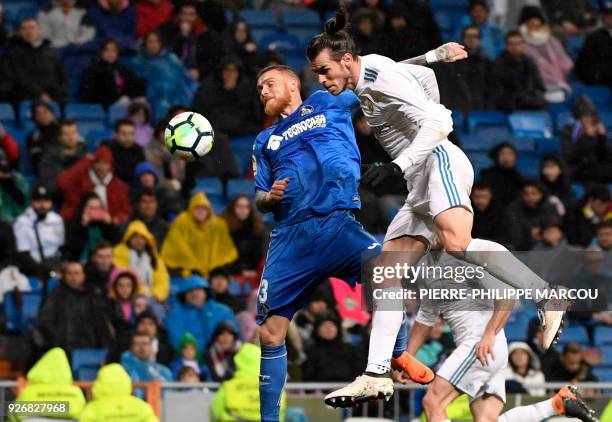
306;2;357;61
221;195;264;236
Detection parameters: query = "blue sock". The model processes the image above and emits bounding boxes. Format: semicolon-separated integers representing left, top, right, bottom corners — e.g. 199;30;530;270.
260;343;287;422
392;314;408;358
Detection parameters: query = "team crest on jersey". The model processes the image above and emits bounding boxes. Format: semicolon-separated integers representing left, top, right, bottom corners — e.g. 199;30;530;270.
300;105;314;116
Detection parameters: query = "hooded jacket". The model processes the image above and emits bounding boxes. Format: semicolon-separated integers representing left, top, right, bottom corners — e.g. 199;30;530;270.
113;220;169;302
161;193;237;277
12;348;86;421
505;341;546;396
79;363;159;422
169;331;211;380
166;276;238;353
210;343;286;422
88;0;137;53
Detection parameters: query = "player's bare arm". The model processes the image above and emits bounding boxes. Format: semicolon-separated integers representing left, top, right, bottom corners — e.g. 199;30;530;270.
401;42;468;66
255;179;289;213
406;321;432;356
476;300;514;366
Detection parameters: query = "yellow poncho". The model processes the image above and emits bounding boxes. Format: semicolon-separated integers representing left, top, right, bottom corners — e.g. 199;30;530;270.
161;192;238;277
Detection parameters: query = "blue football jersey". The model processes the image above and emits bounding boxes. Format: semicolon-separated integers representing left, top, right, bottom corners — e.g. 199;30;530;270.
253;90;362;224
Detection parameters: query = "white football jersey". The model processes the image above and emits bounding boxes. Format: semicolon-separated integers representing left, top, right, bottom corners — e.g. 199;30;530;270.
354;54;454;176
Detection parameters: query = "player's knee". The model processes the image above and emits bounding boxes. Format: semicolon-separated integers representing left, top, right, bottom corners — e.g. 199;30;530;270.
259;323;285;346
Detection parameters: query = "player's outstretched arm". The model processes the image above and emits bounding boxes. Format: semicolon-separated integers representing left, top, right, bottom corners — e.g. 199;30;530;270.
406;321;433;356
401;43;468;66
476;299;514;366
255;179;289;213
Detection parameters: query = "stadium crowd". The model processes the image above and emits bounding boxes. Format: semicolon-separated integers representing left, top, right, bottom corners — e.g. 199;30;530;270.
0;0;610;418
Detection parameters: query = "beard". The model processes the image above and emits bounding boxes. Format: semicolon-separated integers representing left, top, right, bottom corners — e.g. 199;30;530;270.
263;86;292;117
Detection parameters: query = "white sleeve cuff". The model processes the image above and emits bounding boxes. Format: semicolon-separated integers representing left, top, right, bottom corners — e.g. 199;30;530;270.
425;50;438;64
392;155;414;173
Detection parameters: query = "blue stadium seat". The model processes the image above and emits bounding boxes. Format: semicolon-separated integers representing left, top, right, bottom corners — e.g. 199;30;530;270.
67;78;80;102
208;195;227;214
231;136;256;152
433;11;453;33
228;279;242;296
77;365;100;381
555;111;573;133
3;292;21;332
599;110;612;130
195;177;223;198
505;321;528;342
601;346;612;365
238;10;277;29
227;179;255;200
556;325;589;346
4;123;26;146
71;349;108;377
467;152;493;178
79;121;109;141
250;28;274;46
85;128;114;144
0;103;15;124
19;100;61;120
573;85;612;107
593;367;612;382
261;32;302;54
466;111;507;133
108;104;128;124
565;35;585;58
451;110;464;132
472;125;512;141
507;137;535;152
3;3;39;28
233;149;252;177
594;326;612;346
21;292;42;332
289;28;319;48
282;10;321;29
28;277;41;292
534;137;561;156
508;111;553;138
284;54;308;73
65;103;105;121
516;155;541;179
388;208;400;221
45;277;60;294
571;183;585;200
430;0;468;7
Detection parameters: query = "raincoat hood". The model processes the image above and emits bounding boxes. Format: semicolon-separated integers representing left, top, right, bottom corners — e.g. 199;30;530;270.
107;267;141;299
134;162;160;184
233;343;260;378
188;192;213;224
121;220;158;251
92;363;132;399
27;348;73;385
176;275;209;294
177;332;200;357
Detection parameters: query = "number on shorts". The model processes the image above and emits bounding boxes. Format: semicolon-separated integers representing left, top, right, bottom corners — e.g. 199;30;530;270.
259;279;269;303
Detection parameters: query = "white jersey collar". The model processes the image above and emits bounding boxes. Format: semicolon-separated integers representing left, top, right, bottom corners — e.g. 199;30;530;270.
354;55;369;95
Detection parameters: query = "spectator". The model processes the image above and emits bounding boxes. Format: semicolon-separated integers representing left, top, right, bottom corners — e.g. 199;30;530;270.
568;245;611;324
159;2;225;80
224;19;262;77
62;192;119;262
144;119;185;194
182;130;239;190
78;39;146;107
131;161;183;218
561;96;611;184
13;185;64;273
0;149;29;223
166;275;238;353
135;310;173;365
26;101;60;175
113;220;169;302
526;317;560;371
480;142;524;206
293;281;336;348
540;0;597;36
505;181;561;250
456;0;505;59
492;30;546;111
170;332;211;380
209;267;244;313
38;119;87;191
0;219;18;271
303;313;362;382
84;240;114;293
13;348;86;419
544;342;598;383
519;6;573;102
102;119;146;183
79;363;159;421
350;0;385;26
107;267;140;327
531;220;573;251
178;366;200;383
0;123;20;168
596;220;612;252
6;18;67;104
129;31;193;119
124;188;169;248
565;184;611;247
34;261;114;354
505;341;546;396
433;25;495;112
193;55;263;137
204;321;241;382
120;332;172;385
575;4;612;87
162;192;237;277
135;0;173;39
539;155;574;213
128;101;154;147
210;343;286;422
470;182;507;243
38;0;95;49
88;0;137;53
221;195;264;275
57;145;132;222
351;9;386;56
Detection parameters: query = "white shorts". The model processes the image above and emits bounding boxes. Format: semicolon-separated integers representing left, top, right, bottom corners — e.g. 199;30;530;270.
437;333;508;403
384;140;474;245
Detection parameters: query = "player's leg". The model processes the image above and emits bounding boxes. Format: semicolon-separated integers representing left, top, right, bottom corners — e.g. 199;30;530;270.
259;315;290;422
498;385;597;422
469;395;505;422
422;376;462;422
430;142;569;349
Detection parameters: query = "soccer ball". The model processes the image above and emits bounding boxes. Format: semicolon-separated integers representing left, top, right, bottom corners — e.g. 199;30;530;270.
164;111;214;161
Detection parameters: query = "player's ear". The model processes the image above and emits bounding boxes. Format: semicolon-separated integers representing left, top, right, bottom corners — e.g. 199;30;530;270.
341;52;353;69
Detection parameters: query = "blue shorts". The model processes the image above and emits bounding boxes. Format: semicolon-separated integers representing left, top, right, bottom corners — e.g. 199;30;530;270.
256;210;381;324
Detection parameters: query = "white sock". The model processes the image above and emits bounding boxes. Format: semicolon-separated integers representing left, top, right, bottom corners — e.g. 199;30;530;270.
465;238;550;295
365;308;404;374
499;398;556;422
